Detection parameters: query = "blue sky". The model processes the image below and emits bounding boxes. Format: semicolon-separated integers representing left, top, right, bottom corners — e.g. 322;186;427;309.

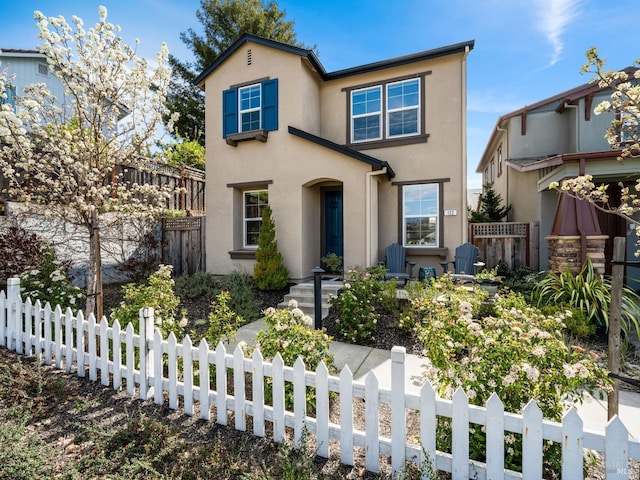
1;0;638;188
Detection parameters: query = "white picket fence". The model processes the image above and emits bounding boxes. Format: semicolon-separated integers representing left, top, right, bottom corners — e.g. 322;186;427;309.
1;278;639;479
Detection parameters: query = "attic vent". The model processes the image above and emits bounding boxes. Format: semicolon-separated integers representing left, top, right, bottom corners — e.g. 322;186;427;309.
247;49;252;65
37;63;49;76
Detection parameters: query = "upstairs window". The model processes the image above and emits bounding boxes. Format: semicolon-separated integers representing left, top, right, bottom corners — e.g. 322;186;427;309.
244;189;268;248
223;78;278;138
239;84;261;132
351;86;381;141
348;75;425;146
387;79;419;137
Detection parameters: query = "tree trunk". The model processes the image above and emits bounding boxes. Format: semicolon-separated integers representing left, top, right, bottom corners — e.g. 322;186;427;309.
85;213;104;320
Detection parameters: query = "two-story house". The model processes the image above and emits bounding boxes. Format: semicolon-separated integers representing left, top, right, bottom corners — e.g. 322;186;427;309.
196;34;474;282
476;72;640;281
0;49;67;111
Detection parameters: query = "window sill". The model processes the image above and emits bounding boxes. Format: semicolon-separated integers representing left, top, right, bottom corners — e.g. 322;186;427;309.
405;247;448;259
229;249;257;260
226;129;268;147
348;133;429;151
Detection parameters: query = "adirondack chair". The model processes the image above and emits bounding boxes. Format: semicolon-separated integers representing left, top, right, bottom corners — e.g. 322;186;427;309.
439;242;483;281
383;243;416;285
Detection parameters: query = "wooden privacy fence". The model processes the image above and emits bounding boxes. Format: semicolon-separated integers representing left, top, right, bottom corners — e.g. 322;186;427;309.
1;161;206;214
470;222;539;271
1;279;639;479
115;162;206;213
161;216;205;276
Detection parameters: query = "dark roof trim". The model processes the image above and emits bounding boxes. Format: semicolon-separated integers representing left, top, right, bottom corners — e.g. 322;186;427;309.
194;33;474;86
325;40;474;80
195;34;325;86
0;48;40;54
288;126;395;179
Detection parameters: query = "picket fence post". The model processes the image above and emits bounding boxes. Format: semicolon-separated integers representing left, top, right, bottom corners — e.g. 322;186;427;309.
6;277;21;351
138;307;155;400
391;346;406;474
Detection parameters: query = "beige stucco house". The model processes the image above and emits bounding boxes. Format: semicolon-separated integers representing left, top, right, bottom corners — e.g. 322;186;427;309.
196;34;474;281
476;72;640;282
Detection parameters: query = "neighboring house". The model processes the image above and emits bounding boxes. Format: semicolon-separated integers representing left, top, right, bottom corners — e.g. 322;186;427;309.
195;34;474;282
476;71;640;282
0;49;67;111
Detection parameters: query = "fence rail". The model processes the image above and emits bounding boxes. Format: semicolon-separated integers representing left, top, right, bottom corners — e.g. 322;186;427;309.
0;278;638;479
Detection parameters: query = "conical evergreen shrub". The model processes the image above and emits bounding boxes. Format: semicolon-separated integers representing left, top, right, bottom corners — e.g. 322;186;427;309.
253;205;289;290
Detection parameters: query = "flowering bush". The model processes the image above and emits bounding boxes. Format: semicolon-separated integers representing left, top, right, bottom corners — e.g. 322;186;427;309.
110;265;185;339
397;275;488;332
254;301;334;411
329;267;383;342
20;247;85;311
415;290;611;472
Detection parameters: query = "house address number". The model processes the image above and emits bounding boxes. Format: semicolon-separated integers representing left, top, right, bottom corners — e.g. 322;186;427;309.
444;210;457;216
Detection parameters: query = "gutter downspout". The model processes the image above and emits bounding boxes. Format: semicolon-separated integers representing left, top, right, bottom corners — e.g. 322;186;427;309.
496;125;508;218
366;168;387;267
461;45;470;241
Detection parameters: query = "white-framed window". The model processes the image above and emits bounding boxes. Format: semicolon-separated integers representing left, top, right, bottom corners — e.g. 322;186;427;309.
243;189;268;248
620;112;639;144
350;77;422;144
402;183;439;247
387;78;420;138
239;83;261;132
351;85;382;142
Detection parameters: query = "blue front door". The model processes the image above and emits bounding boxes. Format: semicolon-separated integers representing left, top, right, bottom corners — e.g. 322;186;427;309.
324;190;343;258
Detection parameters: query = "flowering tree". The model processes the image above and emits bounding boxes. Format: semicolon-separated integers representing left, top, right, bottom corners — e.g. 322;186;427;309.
0;7;177;318
551;48;640;250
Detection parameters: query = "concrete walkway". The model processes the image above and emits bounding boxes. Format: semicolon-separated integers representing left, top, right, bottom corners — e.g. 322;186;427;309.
232;319;640;439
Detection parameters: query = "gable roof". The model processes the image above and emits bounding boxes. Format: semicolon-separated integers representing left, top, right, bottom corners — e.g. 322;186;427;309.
288;126;395;179
195;33;474;86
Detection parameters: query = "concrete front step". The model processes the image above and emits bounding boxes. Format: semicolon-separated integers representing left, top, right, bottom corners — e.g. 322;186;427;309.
277;280;343;320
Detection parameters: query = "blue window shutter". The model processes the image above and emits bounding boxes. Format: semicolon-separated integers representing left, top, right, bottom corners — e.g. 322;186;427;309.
261;78;278;131
222;87;238;137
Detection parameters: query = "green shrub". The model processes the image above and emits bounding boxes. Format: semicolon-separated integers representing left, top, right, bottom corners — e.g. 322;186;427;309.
174;271;222;299
533;258;640;336
224;270;261;322
501;266;546;302
205;291;243;346
253;205;289;290
540;304;596;338
254;302;334;411
20;246;85;311
110;265;185;338
329;268;383;343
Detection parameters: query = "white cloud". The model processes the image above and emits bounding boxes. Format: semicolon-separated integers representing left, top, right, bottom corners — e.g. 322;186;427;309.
533;0;584;65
